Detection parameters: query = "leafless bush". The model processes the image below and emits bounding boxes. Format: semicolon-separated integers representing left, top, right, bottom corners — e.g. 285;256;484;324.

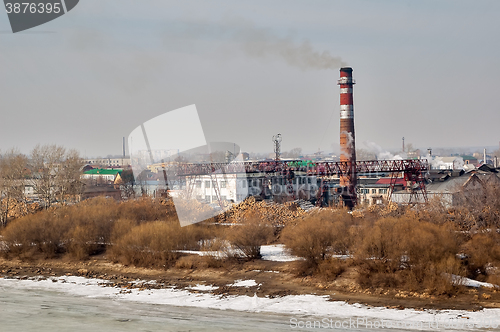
282;209;353;274
2;212;70;259
355;214;464;294
119;197;176;222
463;232;500;280
317;258;347;281
226;213;274;260
108;220;205;268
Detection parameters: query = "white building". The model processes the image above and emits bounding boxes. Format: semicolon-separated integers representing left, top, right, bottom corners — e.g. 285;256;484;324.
84;157;131;168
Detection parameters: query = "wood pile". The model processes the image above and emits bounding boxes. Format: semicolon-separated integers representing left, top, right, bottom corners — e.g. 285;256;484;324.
2;198;42;219
217;196;307;226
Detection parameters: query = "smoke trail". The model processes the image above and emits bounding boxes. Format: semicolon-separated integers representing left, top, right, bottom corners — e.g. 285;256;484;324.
236;27;347;70
164;19;347;70
363;141;406;160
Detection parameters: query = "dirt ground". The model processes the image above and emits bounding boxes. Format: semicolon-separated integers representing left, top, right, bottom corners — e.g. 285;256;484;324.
1;255;499;311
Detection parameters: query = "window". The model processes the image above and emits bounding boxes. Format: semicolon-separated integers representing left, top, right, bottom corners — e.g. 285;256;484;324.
220;181;226;188
205;180;211;188
212;195;217;202
196;195;203;200
196;181;202;188
379;189;388;194
221;195;227;201
371;189;376;194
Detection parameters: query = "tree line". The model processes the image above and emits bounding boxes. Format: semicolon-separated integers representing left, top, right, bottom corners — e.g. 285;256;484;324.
0;144;83;226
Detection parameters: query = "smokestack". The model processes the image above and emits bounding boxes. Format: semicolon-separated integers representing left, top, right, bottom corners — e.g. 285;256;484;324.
338;67;357;208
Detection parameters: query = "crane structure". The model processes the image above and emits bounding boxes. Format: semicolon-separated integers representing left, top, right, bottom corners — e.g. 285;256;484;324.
170;159;429;204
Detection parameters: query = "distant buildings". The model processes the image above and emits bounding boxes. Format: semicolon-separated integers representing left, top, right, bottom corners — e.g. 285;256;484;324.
83;157;130;168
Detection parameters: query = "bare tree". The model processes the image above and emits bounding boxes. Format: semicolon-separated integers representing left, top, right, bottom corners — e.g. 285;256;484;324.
0;149;28;226
452;174;500;230
56;149;84;204
29;145;83;208
281;147;302;159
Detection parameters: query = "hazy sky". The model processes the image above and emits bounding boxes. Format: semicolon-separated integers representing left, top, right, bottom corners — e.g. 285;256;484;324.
1;0;499;157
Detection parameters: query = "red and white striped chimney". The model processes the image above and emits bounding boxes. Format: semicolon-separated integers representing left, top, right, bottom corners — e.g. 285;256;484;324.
338;67;357;207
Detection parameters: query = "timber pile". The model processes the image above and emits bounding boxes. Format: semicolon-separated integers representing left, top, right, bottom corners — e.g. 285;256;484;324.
3;199;42;219
218;196;307;226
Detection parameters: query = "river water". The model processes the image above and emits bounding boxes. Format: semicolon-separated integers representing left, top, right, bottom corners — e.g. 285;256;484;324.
0;284;306;331
1;276;497;331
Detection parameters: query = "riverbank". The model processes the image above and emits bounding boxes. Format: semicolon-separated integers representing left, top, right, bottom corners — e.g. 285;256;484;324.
1;251;499;312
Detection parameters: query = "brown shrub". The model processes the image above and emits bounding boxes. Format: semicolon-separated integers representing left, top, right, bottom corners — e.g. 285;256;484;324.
282;209;353;270
355;215;464;294
226;214;274;260
2;211;70;259
463;232;500;279
119;197;175;222
108;220;204;268
63;198;119;259
175;255;204;269
317;258;347;281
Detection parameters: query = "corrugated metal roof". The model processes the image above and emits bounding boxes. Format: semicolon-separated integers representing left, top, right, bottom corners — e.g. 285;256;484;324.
426;176;469;193
376;178;406;186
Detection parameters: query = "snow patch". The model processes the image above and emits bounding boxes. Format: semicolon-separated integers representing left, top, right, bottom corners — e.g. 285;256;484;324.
260;244;300;262
228;279;259;287
187;284;219;291
451;274;499;288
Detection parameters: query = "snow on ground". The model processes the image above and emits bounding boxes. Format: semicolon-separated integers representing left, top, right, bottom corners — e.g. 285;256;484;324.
1;275;500;330
260;244;300;262
451;274;499;288
187;284;219;291
178;244;300;262
228;279;259;287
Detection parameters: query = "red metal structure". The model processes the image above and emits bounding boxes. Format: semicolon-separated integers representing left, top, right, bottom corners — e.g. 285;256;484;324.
170;159;429;204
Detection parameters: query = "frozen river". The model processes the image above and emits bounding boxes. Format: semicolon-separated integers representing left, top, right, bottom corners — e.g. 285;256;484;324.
0;284;299;331
1;276;499;331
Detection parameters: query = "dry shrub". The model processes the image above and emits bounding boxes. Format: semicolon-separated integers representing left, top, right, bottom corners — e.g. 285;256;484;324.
175;255;204;269
282;209;353;271
64;198;119;259
463;232;500;279
67;225;101;260
109;220;204;268
197;234;235;268
355;214;463;294
2;212;71;259
119;197;176;222
317;258;347;281
226;213;274;260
